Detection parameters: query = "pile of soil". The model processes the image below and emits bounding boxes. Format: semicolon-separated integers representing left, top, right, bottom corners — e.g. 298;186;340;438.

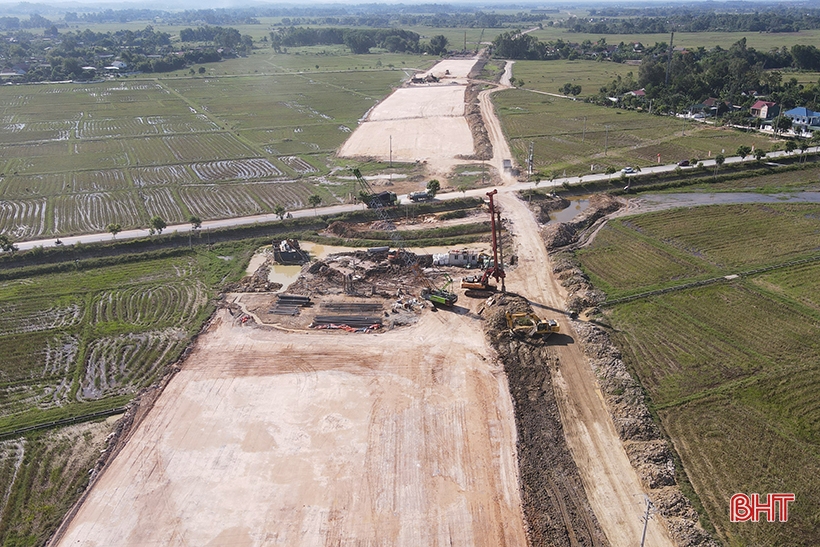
287;251;435;299
571;321;718;547
484;294;609;547
551;252;605;314
542;194;622;251
459;84;493;161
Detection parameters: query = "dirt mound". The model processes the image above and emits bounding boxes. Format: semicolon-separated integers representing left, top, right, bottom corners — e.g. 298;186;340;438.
551;252;606;314
327;221;358;238
483;294;609;547
458;84;492;161
542;194;622;251
572;321;719;547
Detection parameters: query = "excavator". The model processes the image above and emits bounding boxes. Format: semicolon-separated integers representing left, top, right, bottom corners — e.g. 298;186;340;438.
462;189;505;296
505;312;560;338
420;273;458;307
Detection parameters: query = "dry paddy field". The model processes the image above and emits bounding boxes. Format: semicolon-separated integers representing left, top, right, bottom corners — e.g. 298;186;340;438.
338;60;477;173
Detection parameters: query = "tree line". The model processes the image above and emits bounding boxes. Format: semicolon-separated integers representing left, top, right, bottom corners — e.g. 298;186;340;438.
0;25;251;82
270;27;447;55
563;7;820;34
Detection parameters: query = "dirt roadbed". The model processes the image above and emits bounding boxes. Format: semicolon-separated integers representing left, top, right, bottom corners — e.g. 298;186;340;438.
53;304;530;547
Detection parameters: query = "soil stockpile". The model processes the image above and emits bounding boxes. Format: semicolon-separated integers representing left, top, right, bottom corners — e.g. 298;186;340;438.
484;294;609;547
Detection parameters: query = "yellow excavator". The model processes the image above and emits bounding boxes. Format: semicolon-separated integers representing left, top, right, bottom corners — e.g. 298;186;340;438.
505;312;560;338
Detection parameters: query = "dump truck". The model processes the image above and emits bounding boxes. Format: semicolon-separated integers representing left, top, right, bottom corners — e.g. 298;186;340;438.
409;190;432;202
505;312;560;338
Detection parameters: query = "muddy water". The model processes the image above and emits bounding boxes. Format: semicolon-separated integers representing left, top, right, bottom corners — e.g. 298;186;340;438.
550;197;591;223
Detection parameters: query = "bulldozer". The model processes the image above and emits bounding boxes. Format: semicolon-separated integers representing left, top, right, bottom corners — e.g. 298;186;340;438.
505;312;560;338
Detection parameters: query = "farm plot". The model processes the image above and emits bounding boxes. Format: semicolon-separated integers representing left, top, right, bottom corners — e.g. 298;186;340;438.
576;220;714;296
493;89;779;174
610;283;820;405
279;156;318;173
0;254;220;421
130;165;193;187
0;141;69;160
579;204;820;547
1;173;69;198
0;198;47;239
163;133;258;163
78;115;219;139
191;158;283;182
51;192;143;235
621;203;820;269
751;260;820;312
0;120;74;145
140;187;185;224
80;327;189;400
71;169;131;193
90;281;208;328
0;421;118;547
661;392;819;547
240;181;318;210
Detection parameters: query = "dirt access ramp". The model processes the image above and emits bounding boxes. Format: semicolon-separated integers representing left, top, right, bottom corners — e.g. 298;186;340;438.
498;193;676;547
52;309;529;547
337;60;476;173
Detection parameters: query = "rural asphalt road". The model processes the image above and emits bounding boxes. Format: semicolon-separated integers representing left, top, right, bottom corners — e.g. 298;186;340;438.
13;145;818;253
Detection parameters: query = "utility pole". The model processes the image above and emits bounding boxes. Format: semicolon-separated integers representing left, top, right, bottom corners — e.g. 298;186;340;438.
389;135;392;168
665;30;674;86
640;497;656;547
582;116;587;142
604;125;610;156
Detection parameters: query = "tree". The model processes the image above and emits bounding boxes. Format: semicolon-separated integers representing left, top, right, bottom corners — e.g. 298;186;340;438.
0;235;17;254
426;179;441;197
308;194;322;215
775;116;793;135
605;166;617;180
273;204;286;220
457;184;468;196
714;153;725;176
754;148;767;163
785;140;797;155
428;35;448;56
148;216;166;235
189;215;202;230
800;141;809;162
736;145;751;160
106;223;122;239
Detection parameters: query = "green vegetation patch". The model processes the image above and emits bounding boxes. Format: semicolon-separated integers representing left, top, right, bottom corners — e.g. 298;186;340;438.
622;203;820;270
580;203;820;547
661;395;820;547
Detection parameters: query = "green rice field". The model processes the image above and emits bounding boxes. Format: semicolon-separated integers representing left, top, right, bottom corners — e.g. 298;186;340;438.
577;204;820;547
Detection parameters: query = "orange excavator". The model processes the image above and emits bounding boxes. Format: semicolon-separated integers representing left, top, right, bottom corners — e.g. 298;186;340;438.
461;189;506;296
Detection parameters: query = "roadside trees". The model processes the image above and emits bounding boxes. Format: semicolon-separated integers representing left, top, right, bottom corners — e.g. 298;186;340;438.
106;223;122;239
714;154;725;176
426;179;441;197
308;194;322;215
736;145;751;160
148;216;166;235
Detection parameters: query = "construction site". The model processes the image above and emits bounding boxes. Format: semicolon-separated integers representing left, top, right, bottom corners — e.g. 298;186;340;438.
48;56;716;547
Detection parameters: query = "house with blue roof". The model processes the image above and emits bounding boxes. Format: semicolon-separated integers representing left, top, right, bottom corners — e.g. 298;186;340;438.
783;107;820;132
